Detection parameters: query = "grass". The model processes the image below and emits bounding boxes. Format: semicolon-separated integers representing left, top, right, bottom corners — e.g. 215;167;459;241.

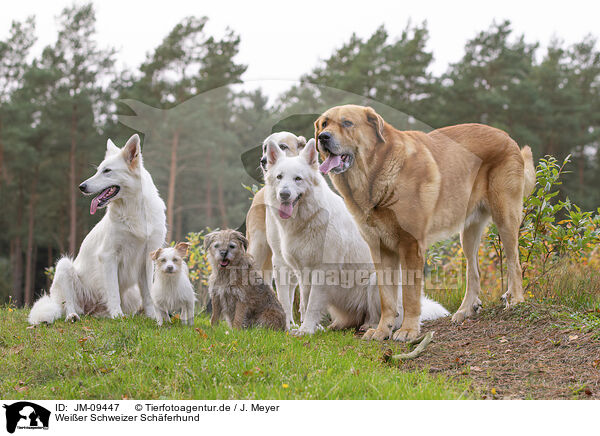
3;257;597;400
0;307;471;400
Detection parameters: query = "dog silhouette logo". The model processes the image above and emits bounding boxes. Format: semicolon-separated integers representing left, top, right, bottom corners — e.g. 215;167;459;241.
3;402;50;433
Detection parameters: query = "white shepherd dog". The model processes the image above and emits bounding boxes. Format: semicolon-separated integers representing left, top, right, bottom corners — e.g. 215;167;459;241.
28;134;166;324
264;138;448;335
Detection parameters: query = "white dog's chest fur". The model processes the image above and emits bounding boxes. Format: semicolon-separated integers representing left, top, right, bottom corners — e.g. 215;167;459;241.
151;265;195;312
73;171;166;298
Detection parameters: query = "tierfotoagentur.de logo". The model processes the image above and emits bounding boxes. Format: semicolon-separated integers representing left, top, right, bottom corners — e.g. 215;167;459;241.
3;402;50;433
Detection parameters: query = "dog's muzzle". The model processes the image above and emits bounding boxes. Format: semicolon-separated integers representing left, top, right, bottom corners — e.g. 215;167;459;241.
218;251;230;268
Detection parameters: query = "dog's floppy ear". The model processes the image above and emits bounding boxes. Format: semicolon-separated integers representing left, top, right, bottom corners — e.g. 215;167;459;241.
175;242;190;257
122;134;141;168
300;138;318;166
233;231;249;251
296;136;307;149
150;248;162;261
313;117;322;150
106;138;120;157
203;231;217;251
266;140;284;166
364;107;386;143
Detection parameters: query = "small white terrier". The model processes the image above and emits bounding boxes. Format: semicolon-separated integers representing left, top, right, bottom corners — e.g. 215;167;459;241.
150;243;196;326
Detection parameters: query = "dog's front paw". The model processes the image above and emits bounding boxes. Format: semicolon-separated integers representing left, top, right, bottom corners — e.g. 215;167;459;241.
108;309;125;319
290;328;306;337
361;327;390;341
392;327;420;342
143;305;159;320
65;312;80;323
290;325;316;337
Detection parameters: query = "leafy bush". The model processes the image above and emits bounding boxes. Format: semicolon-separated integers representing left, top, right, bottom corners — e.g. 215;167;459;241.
183;231;212;309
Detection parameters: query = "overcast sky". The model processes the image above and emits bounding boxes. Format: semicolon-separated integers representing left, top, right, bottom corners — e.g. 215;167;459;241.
2;0;599;98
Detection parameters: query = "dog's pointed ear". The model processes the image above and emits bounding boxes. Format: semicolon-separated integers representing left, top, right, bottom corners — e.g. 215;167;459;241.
122;134;141;168
266;140;284;166
364;107;386;143
175;242;190;257
233;231;249;251
106;139;120;157
150;248;162;261
296;136;307;150
300;138;318;166
203;232;217;251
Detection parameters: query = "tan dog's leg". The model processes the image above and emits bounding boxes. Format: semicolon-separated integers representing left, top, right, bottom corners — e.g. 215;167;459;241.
210;296;222;326
392;240;423;342
362;247;400;341
494;208;524;305
246;189;273;284
489;167;526;306
262;252;273;286
452;216;488;324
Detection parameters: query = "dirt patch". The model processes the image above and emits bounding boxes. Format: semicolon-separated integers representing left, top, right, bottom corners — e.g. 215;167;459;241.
381;303;600;399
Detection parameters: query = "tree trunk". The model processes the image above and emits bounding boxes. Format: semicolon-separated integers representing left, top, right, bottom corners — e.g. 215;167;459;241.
24;167;39;305
166;130;180;242
175;188;183;242
58;201;67;254
217;177;229;228
46;245;53;291
578;152;585;197
0;117;4;186
10;187;24;306
205;149;213;224
68;108;78;255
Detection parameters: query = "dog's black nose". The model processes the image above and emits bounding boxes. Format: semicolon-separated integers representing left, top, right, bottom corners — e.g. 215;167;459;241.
166;265;174;273
279;190;291;201
78;183;87;193
219;250;228;258
260;156;267;168
318;131;331;143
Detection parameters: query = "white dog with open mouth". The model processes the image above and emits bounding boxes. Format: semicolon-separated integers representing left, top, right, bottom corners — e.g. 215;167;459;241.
28;134;166;324
264;138;448;335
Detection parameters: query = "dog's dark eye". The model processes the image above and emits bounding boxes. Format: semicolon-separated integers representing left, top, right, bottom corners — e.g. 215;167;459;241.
342;120;353;128
279;144;288;151
276;174;283;180
294;176;302;182
322;120;328;128
229;243;235;249
103;168;111;173
161;259;166;263
214;243;220;249
172;258;178;262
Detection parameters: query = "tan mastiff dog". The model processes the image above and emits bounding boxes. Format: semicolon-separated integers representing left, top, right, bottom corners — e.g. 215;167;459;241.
315;105;535;341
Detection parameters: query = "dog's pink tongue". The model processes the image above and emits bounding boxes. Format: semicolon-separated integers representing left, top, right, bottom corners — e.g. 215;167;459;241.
279;202;294;219
90;197;99;215
319;154;342;174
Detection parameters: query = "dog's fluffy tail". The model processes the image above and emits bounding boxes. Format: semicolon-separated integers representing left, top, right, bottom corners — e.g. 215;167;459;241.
521;146;536;198
28;294;62;325
28;256;78;325
420;295;449;321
